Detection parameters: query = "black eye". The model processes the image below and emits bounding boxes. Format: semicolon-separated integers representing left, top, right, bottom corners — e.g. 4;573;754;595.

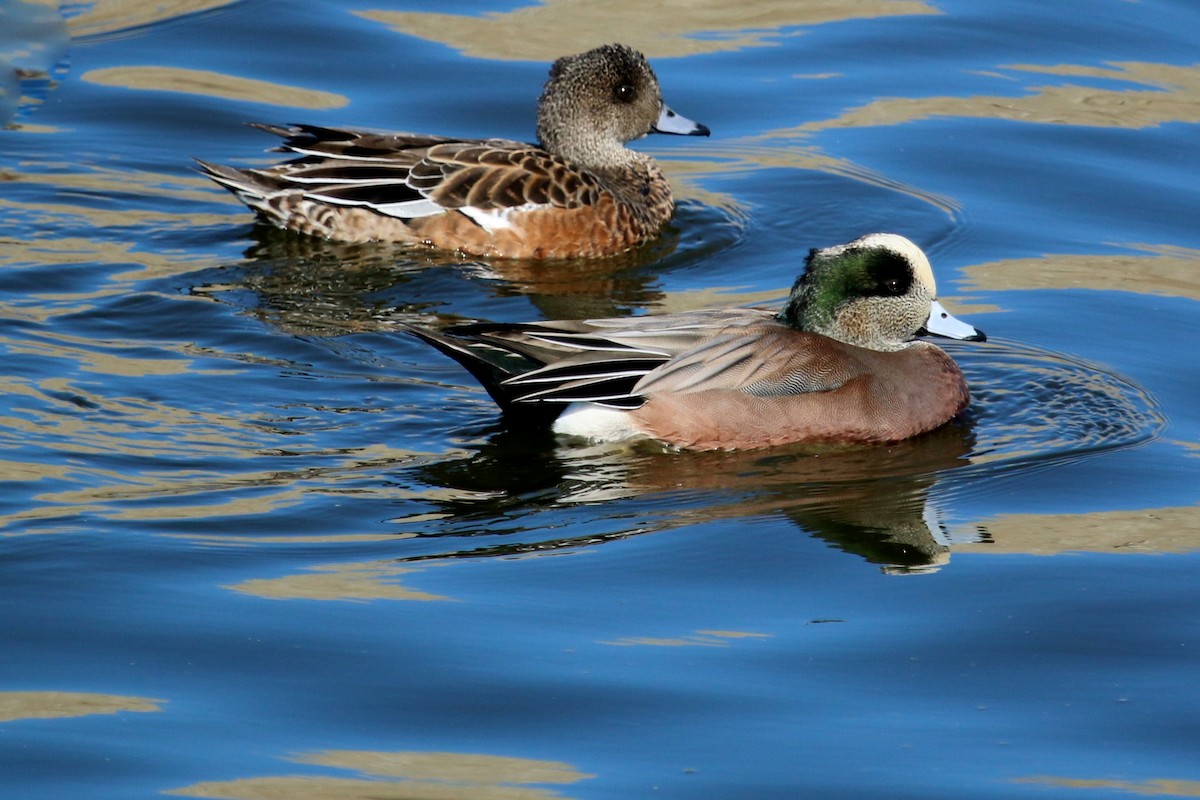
882;278;904;295
613;83;636;103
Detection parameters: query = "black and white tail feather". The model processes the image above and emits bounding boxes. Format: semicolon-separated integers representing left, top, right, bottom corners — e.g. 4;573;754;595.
403;312;770;418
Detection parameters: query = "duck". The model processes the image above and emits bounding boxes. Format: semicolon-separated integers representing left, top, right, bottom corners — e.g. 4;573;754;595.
197;44;709;259
404;233;987;450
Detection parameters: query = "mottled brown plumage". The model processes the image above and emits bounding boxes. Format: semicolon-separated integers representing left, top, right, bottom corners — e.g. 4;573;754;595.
197;44;708;259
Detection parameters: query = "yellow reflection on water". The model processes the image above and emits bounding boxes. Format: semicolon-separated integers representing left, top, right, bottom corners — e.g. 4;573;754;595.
961;244;1200;300
3;165;220;205
83;66;348;109
0;165;237;286
3;331;234;378
0;234;223;289
603;629;772;647
1014;776;1200;796
167;533;412;548
66;0;237;39
775;61;1200;134
0;691;164;722
293;751;590;784
170;748;593;799
0;443;447;531
956;505;1200;556
356;0;938;60
0;345;461;531
224;559;450;603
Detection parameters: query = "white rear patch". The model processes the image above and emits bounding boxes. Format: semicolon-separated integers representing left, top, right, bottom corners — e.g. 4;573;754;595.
552;402;641;443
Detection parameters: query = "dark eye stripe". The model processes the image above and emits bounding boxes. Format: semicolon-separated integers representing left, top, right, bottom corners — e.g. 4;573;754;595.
865;250;913;297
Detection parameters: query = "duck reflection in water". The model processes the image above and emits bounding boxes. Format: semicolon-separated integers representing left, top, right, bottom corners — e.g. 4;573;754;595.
196;222;679;335
408;416;986;574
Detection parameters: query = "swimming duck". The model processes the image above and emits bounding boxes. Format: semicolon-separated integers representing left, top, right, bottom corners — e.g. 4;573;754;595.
405;233;986;450
198;44;709;259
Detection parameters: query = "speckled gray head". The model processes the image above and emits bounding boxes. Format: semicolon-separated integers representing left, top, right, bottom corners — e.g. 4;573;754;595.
536;43;709;166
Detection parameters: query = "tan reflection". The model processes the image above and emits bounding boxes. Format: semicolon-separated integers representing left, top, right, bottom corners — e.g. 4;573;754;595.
5;122;58;135
5;166;220;205
961;244;1200;300
165;533;412;548
170;748;593;799
357;0;937;60
955;505;1200;556
778;61;1200;135
0;458;72;483
0;360;463;530
603;629;772;647
225;560;450;602
0;165;235;286
0;691;163;722
294;751;589;784
0;372;249;464
0;442;449;531
83;66;347;109
66;0;237;39
1014;776;1200;796
2;332;234;378
0;234;223;291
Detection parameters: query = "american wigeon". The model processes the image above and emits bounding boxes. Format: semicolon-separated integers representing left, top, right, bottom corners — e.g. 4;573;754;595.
198;44;709;259
406;233;987;450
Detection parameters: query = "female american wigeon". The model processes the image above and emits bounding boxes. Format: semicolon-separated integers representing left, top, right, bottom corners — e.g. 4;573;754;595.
406;233;987;450
198;44;709;259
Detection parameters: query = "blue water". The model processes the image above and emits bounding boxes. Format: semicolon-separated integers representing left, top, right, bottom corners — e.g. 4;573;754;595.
3;1;1199;798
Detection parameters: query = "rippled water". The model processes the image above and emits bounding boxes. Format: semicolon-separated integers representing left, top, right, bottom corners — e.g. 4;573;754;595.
4;1;1200;798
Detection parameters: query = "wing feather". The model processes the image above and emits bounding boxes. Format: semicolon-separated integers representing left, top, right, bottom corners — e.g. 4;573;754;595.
634;328;865;398
227;125;605;222
411;309;853;413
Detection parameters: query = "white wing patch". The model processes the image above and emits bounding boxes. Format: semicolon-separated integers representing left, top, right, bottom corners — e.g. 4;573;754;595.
304;194;446;219
371;198;446;219
461;203;546;232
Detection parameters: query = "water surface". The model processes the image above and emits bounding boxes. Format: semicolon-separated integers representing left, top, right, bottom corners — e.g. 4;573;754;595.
3;1;1199;798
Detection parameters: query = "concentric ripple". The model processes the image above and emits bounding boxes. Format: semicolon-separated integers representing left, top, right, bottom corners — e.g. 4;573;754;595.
948;337;1165;469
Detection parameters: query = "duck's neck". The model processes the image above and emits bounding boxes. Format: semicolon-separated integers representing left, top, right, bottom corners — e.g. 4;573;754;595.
776;294;910;352
775;277;826;331
539;125;643;170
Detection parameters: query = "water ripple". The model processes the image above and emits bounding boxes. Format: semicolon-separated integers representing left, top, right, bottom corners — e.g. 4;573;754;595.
949;337;1165;470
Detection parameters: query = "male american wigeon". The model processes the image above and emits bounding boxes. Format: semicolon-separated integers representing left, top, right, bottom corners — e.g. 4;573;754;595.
406;233;987;450
198;44;709;259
